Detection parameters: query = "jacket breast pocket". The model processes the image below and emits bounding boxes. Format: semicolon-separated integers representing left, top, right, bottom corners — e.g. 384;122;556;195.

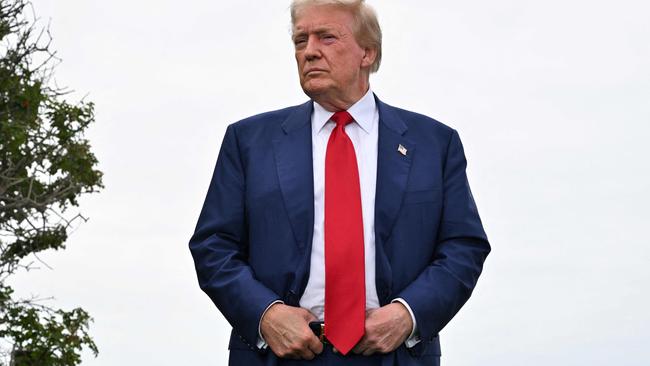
402;188;440;205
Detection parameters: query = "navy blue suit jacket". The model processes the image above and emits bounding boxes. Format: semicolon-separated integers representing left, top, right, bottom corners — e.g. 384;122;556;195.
189;95;490;365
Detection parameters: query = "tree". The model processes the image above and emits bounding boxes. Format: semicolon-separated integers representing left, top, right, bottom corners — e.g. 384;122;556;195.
0;0;102;364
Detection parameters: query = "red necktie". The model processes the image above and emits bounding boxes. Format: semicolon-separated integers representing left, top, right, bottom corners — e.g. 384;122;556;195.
324;111;365;355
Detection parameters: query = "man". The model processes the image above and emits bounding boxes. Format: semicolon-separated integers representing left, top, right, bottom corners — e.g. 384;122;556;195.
189;1;490;365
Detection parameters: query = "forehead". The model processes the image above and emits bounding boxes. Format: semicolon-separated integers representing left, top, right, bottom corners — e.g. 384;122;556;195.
293;5;355;35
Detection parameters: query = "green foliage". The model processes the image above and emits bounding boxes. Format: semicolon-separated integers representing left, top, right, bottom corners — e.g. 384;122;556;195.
0;0;102;364
0;299;97;365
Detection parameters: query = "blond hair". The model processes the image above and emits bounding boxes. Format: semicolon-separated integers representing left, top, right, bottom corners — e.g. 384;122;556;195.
290;0;383;73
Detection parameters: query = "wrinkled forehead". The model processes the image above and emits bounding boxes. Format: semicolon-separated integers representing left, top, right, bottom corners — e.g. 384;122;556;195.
292;5;355;36
292;22;347;39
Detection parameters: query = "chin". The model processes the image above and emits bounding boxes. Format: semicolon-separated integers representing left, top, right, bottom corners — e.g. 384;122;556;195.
301;79;332;98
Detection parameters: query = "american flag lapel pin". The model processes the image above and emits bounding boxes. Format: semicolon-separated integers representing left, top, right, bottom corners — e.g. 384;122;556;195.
398;144;408;156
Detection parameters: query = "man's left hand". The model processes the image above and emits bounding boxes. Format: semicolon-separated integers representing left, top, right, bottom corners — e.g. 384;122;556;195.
350;302;413;356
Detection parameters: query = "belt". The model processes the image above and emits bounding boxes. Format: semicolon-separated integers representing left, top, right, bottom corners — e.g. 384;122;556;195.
308;321;330;344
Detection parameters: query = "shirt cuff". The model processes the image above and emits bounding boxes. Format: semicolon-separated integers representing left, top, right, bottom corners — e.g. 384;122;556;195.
256;300;284;349
392;298;421;348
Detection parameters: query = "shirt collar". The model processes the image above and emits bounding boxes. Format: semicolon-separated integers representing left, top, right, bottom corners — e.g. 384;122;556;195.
312;88;376;135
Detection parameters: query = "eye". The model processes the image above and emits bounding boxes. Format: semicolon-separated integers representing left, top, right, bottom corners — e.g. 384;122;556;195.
321;34;336;44
294;38;307;48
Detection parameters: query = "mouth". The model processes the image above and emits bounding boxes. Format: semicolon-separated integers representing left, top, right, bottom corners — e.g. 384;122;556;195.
304;69;327;76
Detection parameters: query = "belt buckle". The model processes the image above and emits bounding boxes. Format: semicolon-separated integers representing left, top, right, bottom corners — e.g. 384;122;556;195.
319;323;328;344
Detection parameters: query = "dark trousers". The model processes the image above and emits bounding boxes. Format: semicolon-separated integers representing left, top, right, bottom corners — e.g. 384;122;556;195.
277;344;383;366
228;343;441;366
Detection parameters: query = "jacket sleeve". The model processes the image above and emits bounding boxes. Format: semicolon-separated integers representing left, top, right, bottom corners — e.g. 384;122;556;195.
189;124;280;349
396;129;491;350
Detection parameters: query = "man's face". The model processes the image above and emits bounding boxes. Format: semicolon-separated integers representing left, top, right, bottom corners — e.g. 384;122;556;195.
293;5;373;103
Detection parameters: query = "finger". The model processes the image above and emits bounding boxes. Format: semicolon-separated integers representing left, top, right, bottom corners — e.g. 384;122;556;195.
352;336;368;354
307;334;324;355
361;337;381;356
294;339;316;360
352;343;364;354
298;348;316;360
282;351;302;360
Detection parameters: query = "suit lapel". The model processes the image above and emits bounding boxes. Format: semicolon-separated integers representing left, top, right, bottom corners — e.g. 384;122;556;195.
374;97;416;304
272;101;314;251
272;101;314;302
271;97;415;304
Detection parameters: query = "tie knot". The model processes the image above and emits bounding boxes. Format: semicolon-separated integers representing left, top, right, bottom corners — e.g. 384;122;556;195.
330;111;354;127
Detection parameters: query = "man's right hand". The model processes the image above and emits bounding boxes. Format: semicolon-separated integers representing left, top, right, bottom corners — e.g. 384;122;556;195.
260;303;323;359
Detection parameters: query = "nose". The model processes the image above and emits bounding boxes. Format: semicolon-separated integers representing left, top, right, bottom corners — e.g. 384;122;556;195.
304;35;321;61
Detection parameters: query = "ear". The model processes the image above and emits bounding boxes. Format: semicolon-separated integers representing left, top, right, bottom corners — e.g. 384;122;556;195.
360;47;377;69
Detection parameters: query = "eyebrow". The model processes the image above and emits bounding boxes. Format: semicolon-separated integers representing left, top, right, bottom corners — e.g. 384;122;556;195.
292;26;340;40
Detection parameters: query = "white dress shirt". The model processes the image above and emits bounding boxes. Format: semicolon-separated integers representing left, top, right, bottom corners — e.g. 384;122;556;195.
258;89;420;348
300;88;380;318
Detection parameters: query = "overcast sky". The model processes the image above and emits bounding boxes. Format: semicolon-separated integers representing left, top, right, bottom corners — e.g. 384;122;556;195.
10;1;650;365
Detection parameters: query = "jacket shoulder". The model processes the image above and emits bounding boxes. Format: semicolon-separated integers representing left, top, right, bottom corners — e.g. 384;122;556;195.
390;105;455;135
230;103;306;131
378;100;456;147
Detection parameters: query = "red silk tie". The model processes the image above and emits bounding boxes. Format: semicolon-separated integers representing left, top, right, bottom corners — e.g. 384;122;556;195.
324;111;365;355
